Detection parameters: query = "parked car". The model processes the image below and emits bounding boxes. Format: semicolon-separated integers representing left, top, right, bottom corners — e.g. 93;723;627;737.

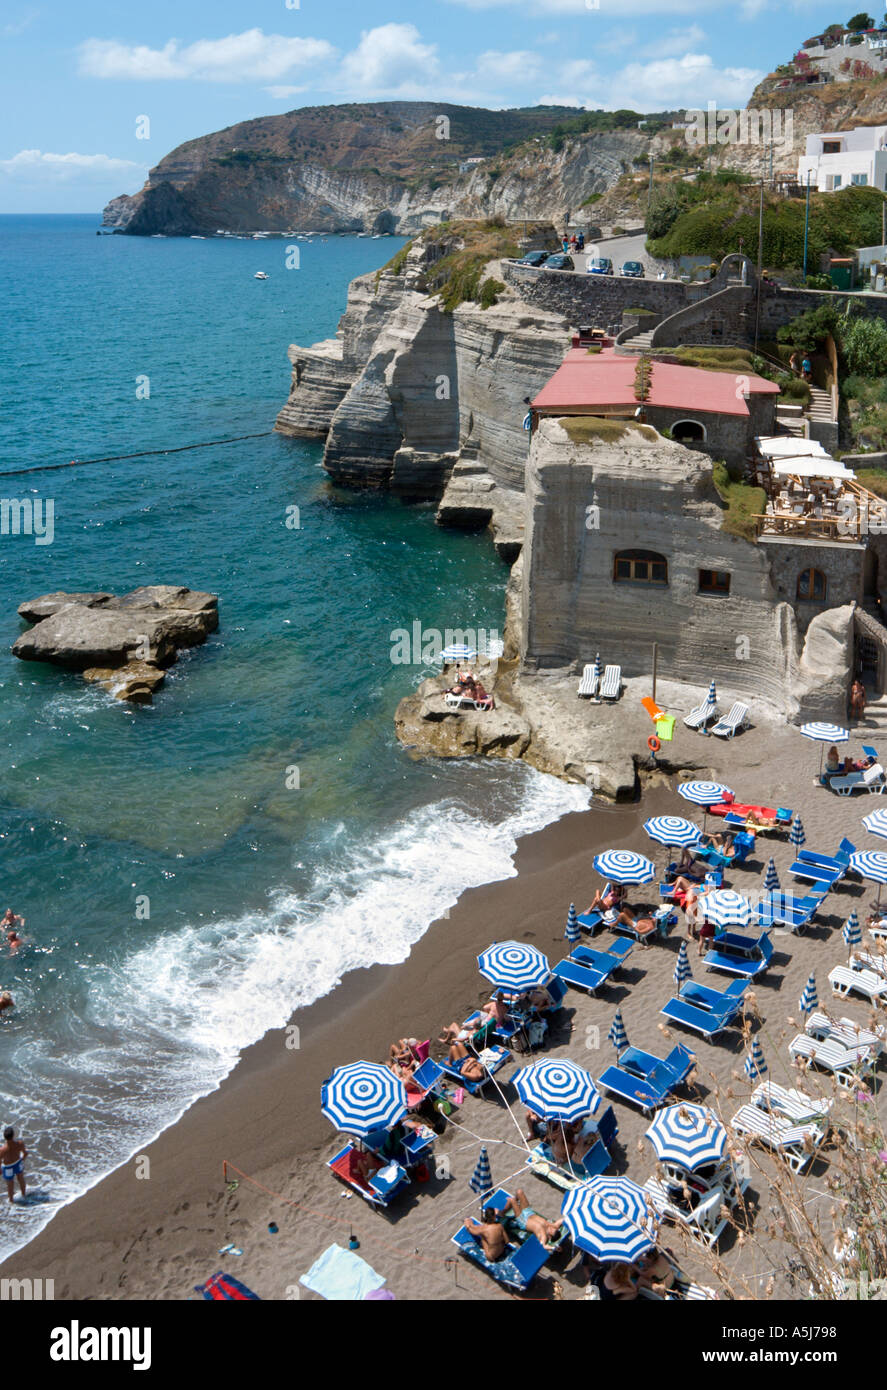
517;250;550;267
545;253;575;270
620;260;645;278
586;257;613;275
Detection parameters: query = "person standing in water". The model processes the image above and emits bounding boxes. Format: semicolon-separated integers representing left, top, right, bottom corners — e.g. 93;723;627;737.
0;1126;27;1204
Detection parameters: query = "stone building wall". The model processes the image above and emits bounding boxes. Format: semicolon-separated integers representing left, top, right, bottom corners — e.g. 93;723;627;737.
760;535;866;630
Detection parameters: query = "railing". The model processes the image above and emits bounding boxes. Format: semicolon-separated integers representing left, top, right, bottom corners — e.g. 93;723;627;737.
754;477;887;541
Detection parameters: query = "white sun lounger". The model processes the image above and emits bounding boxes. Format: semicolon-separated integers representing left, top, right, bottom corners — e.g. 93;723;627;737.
830;763;885;796
829;964;887;1004
578;664;600;698
444;692;494;712
788;1033;873;1088
599;665;622;701
642;1177;730;1249
730;1104;825;1174
683;698;718;732
751;1081;833;1125
851;950;887;979
710;701;749;740
806;1010;886;1058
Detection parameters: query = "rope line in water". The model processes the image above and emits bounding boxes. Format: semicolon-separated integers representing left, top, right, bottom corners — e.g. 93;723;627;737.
0;431;275;480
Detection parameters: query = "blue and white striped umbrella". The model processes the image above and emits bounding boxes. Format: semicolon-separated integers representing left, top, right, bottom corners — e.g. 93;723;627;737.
608;1009;629;1054
440;643;476;662
592;652;602;682
789;815;806;849
645;1104;728;1171
744;1037;768;1081
560;1177;657;1263
706;678;717;704
863;808;887;840
849;850;887;883
469;1146;493;1199
644;815;702;849
674;940;692;987
843;910;862;951
592;849;655;884
800;722;849;744
799;971;818;1016
800;722;849;779
565;903;581;943
702;889;753;930
677;780;732;807
762;857;780;893
321;1062;407;1137
514;1058;600;1122
477;940;551;992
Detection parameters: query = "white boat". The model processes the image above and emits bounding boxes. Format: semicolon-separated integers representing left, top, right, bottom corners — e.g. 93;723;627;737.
254;271;269;280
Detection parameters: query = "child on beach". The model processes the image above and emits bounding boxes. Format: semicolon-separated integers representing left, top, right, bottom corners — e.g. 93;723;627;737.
0;1126;27;1204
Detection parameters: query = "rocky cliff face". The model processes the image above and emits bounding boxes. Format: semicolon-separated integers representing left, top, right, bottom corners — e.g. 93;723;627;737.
103;100;649;235
276;239;571;550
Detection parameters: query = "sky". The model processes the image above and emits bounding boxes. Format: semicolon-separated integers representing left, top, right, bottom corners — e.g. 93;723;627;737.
0;0;861;212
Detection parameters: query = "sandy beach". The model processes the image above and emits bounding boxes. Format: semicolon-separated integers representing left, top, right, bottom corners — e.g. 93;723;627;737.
2;714;885;1301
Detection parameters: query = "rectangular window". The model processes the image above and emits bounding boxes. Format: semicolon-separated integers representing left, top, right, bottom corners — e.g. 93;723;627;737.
822;139;842;153
832;174;842;188
852;172;868;185
698;569;731;595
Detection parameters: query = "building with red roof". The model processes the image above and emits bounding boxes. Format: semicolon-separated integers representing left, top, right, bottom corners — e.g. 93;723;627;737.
530;348;779;463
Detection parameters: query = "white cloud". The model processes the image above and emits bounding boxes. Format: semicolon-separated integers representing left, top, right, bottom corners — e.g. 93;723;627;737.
265;85;308;101
535;94;590;107
338;23;439;94
642;24;706;57
447;0;714;13
78;29;335;82
475;49;543;81
0;149;146;180
607;53;762;109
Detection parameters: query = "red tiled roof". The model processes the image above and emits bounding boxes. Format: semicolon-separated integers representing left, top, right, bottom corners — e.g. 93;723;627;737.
531;348;780;418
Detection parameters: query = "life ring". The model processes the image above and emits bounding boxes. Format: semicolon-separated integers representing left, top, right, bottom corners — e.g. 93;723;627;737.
647;734;660;753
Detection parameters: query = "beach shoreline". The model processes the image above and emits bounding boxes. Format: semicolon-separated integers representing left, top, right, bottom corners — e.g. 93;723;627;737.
3;714;883;1301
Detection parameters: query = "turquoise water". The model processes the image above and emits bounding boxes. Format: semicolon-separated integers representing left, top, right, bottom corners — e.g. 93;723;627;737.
0;216;587;1258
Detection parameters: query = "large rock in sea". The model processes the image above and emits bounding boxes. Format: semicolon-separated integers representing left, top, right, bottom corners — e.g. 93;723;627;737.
13;586;219;703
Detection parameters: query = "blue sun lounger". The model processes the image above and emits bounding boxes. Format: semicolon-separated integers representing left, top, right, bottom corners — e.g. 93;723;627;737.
661;979;747;1038
789;858;843;885
576;909;603;933
756;891;821;933
568;941;634;973
681;978;749;1011
451;1226;550;1292
798;837;856;872
597;1043;696;1113
552;954;618;994
704;931;773;979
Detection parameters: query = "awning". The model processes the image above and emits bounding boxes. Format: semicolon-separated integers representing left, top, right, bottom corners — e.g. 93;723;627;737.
770;458;855;479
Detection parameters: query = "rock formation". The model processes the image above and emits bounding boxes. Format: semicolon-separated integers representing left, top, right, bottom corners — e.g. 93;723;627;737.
13;586;219;704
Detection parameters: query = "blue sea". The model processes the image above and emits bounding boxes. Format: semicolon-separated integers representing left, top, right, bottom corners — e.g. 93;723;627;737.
0;215;587;1259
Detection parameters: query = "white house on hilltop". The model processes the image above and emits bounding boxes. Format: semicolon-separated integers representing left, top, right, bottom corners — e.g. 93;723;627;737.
797;124;887;191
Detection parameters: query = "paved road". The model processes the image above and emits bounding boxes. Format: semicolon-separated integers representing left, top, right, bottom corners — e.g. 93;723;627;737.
573;231;673;280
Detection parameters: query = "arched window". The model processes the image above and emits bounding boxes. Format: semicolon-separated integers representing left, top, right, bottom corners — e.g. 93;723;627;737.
672;419;707;443
797;567;827;601
613;549;668;585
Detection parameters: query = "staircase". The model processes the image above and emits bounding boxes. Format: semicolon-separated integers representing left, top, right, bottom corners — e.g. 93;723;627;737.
629;330;656;350
859;693;887;744
807;385;834;426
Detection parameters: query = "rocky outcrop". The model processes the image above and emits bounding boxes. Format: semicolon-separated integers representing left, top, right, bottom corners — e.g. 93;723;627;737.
276;239;569;538
790;604;854;722
13;586;219;703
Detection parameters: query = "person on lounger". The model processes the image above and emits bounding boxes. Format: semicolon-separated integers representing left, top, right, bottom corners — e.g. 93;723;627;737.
585;882;626;915
503;1189;563;1246
525;1109;546;1141
463;1209;507;1262
826;746;854;776
447;1041;484;1081
472;679;493;707
635;1248;676;1295
388;1038;418;1068
600;1262;640;1300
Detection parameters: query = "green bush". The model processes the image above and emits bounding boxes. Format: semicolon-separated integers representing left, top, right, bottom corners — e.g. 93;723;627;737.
478;277;505;309
843;315;887;376
777;375;812;406
712;460;767;541
805;273;833;290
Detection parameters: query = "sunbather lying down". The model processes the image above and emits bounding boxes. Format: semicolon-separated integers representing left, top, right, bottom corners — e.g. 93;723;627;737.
501;1189;562;1247
447;1041;484;1081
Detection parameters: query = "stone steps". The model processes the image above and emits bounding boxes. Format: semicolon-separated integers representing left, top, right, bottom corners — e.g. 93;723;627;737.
807;386;834;422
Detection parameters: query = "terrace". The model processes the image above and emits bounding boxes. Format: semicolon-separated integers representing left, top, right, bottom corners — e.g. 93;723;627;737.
751;437;887;541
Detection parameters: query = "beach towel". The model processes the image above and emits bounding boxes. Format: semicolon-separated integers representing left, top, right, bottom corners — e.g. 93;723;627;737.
300;1243;387;1301
196;1271;260;1300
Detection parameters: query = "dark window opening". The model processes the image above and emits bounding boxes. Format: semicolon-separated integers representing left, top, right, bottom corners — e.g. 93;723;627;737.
699;569;731;595
797;567;827;601
614;549;668;585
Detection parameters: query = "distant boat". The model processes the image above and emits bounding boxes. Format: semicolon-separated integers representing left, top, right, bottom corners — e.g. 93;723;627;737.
254;271;269;280
356;231;369;238
190;235;206;239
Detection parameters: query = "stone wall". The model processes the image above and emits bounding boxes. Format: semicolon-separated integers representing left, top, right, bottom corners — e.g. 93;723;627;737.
520;418;804;712
759;535;865;629
501;261;686;327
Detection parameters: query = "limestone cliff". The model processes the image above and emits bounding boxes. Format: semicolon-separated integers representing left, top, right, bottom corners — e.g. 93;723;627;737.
102;100;649;236
276;237;571;552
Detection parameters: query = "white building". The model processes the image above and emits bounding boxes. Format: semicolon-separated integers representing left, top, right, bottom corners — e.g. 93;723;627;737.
798;124;887;191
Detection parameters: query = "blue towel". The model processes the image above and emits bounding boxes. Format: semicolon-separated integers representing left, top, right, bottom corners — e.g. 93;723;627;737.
300;1243;387;1301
